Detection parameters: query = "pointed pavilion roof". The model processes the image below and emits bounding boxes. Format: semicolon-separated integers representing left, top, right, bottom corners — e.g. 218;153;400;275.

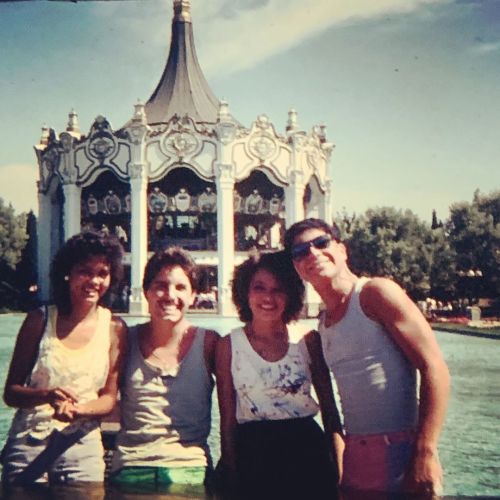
144;0;220;125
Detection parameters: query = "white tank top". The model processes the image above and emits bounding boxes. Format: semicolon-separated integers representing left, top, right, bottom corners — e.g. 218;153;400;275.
8;305;112;440
319;278;418;435
230;324;319;424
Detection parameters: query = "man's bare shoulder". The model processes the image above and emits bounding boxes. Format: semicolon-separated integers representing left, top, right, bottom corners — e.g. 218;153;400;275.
360;277;410;319
361;277;406;301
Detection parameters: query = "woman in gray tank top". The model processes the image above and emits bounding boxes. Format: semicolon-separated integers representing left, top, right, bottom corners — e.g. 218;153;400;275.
110;247;218;495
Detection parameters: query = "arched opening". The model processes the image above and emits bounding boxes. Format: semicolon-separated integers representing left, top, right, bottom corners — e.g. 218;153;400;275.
80;170;131;251
234;170;285;251
148;166;217;252
304;176;322;219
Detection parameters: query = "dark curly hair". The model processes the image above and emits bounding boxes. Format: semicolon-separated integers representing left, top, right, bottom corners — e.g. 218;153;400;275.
284;218;341;253
143;246;199;294
50;231;124;315
232;250;304;324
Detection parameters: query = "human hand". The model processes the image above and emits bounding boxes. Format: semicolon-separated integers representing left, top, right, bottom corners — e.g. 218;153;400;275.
47;387;78;405
52;399;78;422
403;448;443;496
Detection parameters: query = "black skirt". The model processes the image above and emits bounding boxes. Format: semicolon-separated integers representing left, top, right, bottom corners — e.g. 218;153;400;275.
235;416;338;500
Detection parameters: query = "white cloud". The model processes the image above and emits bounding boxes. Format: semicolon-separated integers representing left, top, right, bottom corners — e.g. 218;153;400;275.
0;164;38;215
470;41;500;54
97;0;448;77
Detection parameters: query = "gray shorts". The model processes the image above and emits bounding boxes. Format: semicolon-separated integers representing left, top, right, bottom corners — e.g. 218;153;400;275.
1;421;105;485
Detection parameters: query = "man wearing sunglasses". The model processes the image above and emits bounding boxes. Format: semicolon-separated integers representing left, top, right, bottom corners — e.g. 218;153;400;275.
284;218;450;497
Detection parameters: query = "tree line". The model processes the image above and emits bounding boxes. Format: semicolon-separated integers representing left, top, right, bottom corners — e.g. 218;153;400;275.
0;189;498;314
0;199;37;312
336;189;499;315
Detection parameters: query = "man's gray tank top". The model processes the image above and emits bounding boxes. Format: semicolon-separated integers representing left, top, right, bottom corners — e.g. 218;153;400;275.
319;277;418;435
112;325;214;470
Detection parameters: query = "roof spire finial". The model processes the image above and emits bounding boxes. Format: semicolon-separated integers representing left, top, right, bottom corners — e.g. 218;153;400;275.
173;0;191;23
40;124;50;146
145;0;220;124
287;108;299;132
67;108;80;134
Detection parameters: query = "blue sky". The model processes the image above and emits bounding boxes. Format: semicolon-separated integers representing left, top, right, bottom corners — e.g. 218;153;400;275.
0;0;498;222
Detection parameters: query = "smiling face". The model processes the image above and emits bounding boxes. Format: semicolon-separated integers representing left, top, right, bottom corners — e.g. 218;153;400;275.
145;265;195;323
291;228;348;284
247;268;288;324
68;255;111;307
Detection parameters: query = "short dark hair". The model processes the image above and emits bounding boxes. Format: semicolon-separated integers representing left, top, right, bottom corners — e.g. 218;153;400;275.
51;231;124;315
143;246;199;294
231;250;304;324
284;218;341;252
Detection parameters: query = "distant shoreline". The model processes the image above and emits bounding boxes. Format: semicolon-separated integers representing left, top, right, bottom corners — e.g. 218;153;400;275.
2;312;499;339
432;322;500;340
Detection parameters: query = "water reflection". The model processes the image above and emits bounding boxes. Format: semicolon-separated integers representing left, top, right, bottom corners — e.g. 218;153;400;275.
0;483;211;500
1;482;105;500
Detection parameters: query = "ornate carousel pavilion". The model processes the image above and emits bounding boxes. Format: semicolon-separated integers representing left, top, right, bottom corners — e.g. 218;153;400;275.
35;0;334;316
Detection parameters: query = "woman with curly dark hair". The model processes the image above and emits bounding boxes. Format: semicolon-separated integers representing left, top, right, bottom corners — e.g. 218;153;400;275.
2;231;127;487
216;250;342;499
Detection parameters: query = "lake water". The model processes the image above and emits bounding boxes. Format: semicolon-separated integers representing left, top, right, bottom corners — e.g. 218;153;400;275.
0;314;499;498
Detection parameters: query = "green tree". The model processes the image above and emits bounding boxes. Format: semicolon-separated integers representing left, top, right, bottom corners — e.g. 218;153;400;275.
0;198;29;310
15;210;38;311
448;190;500;300
0;198;27;268
429;227;457;301
337;207;434;300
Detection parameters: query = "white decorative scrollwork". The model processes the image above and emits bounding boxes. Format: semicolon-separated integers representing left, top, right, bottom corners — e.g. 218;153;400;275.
291;133;306;152
216;163;234;182
59;133;73;154
42;147;60;174
163;131;199;158
85;116;118;163
256;114;271;130
130;163;147;179
307;147;320;169
89;135;116;160
217;122;236;145
322;142;335;161
248;133;277;161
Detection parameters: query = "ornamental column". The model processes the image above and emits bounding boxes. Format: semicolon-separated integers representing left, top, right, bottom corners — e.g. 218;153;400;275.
285;134;321;317
215;101;238;316
318;132;335;225
285;169;305;229
59;121;82;240
318;178;333;225
215;163;236;316
37;187;52;303
284;126;306;228
62;183;81;240
127;102;150;315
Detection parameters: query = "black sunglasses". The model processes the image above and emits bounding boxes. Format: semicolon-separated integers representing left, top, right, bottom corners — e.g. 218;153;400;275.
291;234;333;261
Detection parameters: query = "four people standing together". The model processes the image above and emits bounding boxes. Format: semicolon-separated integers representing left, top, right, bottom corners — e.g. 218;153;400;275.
2;218;450;498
